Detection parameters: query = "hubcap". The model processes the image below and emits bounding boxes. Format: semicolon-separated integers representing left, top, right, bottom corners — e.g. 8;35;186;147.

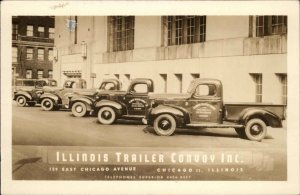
18;98;24;104
101;110;112;120
44;101;51;108
250;124;262;136
76;106;83;113
159;119;171;131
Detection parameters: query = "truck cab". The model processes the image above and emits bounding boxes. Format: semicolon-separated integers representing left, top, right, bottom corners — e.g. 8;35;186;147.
94;78;154;124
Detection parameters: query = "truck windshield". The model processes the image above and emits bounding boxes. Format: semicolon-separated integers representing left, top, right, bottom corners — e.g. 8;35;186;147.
99;82;116;90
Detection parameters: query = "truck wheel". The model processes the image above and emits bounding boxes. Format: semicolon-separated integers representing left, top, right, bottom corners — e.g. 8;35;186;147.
245;119;267;141
72;102;87;117
235;128;246;138
16;96;27;107
98;107;116;125
41;98;54;111
153;114;176;136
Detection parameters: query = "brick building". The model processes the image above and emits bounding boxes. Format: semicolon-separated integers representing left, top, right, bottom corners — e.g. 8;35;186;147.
12;16;54;80
53;16;287;104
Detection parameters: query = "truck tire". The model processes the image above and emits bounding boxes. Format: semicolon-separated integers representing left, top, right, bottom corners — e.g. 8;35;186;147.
16;96;27;107
245;118;267;141
235;128;246;139
153;114;176;136
98;106;116;125
41;98;55;111
72;102;87;117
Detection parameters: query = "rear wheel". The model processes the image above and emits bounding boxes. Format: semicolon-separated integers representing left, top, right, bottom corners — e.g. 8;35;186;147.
245;118;267;141
16;96;27;107
235;127;246;138
41;98;55;111
97;107;116;125
153;114;176;136
72;102;87;117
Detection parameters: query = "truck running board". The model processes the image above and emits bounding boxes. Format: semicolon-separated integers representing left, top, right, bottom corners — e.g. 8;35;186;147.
186;123;244;128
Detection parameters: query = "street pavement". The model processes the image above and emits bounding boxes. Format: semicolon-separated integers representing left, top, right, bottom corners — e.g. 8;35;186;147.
11;102;287;180
12;102;286;148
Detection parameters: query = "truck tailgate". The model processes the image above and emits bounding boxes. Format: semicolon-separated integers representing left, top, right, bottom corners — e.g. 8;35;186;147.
224;103;286;121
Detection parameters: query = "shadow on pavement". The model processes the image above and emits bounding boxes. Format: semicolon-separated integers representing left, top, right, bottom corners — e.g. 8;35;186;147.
13;157;42;173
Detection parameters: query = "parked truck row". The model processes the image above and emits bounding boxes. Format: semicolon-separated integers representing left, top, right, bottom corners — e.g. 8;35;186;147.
13;77;286;141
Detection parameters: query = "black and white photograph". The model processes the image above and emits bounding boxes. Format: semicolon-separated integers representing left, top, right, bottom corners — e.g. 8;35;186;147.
1;1;299;194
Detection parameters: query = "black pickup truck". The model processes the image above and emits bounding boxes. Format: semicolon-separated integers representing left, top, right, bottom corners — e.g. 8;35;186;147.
91;78;154;124
13;79;57;107
40;79;121;112
70;79;122;117
145;78;286;141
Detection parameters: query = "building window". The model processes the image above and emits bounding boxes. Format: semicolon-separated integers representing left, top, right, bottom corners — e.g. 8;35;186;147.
108;16;135;52
48;49;53;61
49;27;55;39
26;48;34;60
256;15;287;37
38;48;45;60
166;16;206;46
12;23;18;40
26;70;33;79
37;70;44;79
12;47;18;63
38;26;45;38
277;74;287;105
27;25;33;36
251;74;263;103
48;70;53;78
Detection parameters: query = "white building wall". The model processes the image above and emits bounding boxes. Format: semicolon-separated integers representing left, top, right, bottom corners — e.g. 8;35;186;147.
206;16;249;40
54;16;287;104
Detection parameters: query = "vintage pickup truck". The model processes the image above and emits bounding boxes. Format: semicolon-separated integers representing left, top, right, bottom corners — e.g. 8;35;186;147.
87;78;154;124
13;78;57;107
70;79;122;117
145;78;286;141
40;78;121;112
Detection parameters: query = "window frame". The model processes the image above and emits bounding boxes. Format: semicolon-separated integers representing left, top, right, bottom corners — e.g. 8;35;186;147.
255;15;287;37
38;26;45;38
49;27;55;39
26;69;33;79
37;70;44;79
27;25;34;37
165;16;206;46
26;47;34;60
109;16;135;52
37;48;45;61
48;49;53;61
12;47;18;63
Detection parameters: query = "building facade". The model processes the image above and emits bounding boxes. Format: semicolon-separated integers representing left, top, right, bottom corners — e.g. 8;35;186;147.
53;16;287;104
12;16;55;81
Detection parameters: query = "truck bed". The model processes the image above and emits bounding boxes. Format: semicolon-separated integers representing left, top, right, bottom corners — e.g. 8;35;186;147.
224;102;286;121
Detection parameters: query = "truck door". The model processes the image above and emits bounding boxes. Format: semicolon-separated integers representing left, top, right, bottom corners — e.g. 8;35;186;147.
189;84;222;124
125;83;149;116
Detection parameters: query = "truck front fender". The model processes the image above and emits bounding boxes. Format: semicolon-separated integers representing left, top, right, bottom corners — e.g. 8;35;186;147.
94;100;123;115
14;91;33;101
148;105;189;127
239;108;282;128
40;93;60;105
70;96;94;111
